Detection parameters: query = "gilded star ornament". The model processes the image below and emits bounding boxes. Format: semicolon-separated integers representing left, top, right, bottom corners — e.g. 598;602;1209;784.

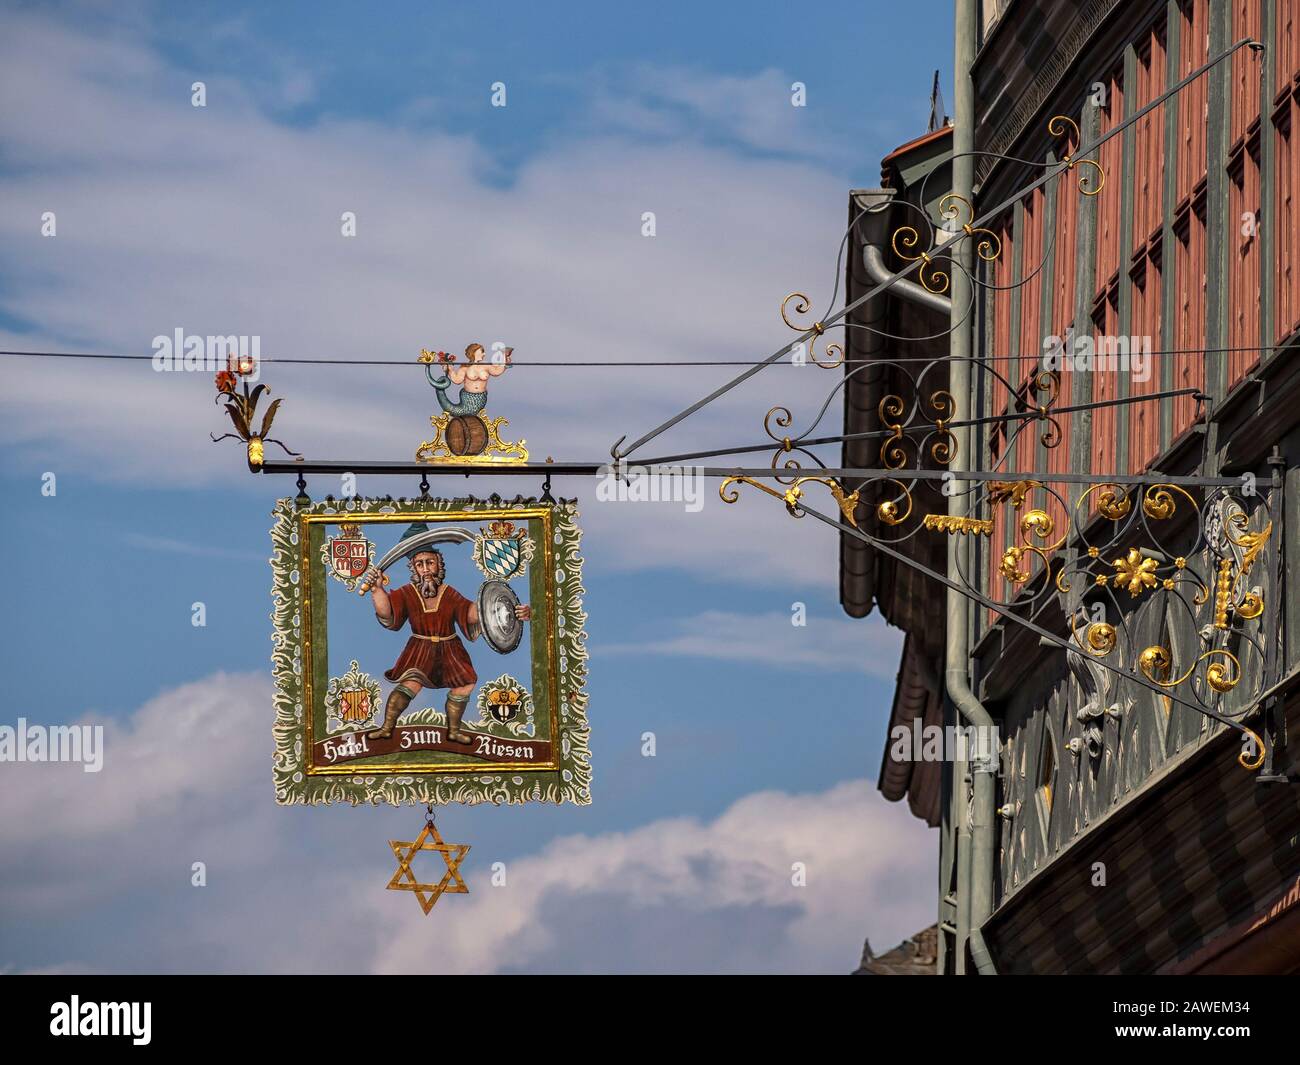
386;821;470;914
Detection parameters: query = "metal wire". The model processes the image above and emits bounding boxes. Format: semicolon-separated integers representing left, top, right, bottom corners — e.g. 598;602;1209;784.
0;341;1290;367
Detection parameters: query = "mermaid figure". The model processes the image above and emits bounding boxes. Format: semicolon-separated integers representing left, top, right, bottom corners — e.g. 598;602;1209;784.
423;342;512;415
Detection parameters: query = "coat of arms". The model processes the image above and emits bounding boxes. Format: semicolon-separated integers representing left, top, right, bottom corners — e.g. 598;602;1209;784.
323;660;384;734
323;522;375;590
476;674;535;737
471;519;533;581
340;689;372;723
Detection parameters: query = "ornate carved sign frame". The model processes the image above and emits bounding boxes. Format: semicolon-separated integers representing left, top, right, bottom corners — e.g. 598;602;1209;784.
271;496;589;806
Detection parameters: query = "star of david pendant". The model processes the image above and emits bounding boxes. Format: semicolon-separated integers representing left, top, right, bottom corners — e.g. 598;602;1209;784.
385;812;470;914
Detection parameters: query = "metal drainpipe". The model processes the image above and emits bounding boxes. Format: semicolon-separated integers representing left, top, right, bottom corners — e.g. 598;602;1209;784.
857;190;961;970
949;0;998;976
953;736;973;973
856;190;954;317
862;244;954;316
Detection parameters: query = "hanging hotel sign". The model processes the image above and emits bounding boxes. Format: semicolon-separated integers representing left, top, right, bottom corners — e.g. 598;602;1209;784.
270;495;590;807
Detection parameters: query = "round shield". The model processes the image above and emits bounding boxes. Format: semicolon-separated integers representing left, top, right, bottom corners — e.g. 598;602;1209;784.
478;579;523;654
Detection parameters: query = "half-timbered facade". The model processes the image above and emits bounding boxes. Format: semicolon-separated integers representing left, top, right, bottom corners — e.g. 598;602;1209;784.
845;0;1300;974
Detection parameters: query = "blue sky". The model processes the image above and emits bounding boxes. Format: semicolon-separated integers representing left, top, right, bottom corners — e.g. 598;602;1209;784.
0;0;951;973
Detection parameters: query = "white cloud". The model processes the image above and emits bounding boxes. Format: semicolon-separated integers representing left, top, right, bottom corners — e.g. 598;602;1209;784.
0;11;861;592
585;65;821;155
0;671;933;973
371;777;935;974
119;531;265;561
0;673;276;913
600;607;904;678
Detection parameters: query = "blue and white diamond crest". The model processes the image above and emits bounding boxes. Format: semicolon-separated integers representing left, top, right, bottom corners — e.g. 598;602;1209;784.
471;520;534;581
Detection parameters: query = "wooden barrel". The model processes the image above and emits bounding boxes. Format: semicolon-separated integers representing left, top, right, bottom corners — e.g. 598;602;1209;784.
446;414;488;456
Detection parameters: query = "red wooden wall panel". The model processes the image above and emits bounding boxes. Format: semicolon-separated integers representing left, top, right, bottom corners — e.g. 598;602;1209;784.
1227;1;1264;387
1092;294;1122;479
1281;0;1298;83
1278;101;1299;340
1096;66;1126;295
1177;0;1209;205
988;215;1015;615
1134;28;1168;246
1129;253;1164;471
1171;0;1211;439
1228;140;1263;385
1232;0;1263;140
1018;190;1045;387
1276;1;1300;343
1046;147;1078;542
1129;21;1168;473
1172;201;1208;436
1092;63;1125;486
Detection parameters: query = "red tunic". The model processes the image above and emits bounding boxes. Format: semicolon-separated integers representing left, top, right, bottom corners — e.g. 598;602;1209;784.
380;583;478;690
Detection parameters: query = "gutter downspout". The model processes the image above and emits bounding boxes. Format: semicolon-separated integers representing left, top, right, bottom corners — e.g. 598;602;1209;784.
949;0;998;976
862;244;954;316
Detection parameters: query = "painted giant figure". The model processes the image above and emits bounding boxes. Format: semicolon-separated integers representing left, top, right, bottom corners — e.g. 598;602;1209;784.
362;522;530;742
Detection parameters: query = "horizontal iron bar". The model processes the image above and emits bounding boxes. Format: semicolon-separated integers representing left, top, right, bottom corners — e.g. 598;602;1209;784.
257;460;1247;487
